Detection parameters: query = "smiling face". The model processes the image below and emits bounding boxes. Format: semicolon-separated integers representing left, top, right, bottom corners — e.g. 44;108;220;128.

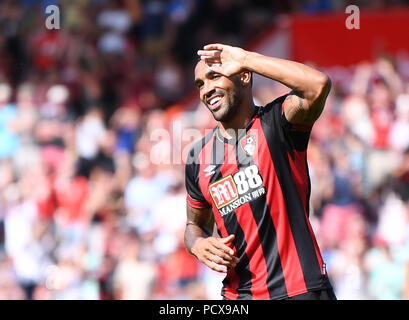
194;60;244;123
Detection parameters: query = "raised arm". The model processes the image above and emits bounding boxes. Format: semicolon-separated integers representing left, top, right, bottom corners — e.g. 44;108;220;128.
185;203;239;273
198;43;331;126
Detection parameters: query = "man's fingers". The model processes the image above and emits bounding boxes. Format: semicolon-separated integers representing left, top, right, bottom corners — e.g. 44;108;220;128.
202;253;237;272
204;252;230;266
211;238;235;255
202;256;227;273
203;43;224;51
220;234;235;245
207;250;239;267
205;239;239;266
200;56;219;62
193;236;239;273
208;262;227;273
207;245;233;262
201;58;221;65
197;50;221;59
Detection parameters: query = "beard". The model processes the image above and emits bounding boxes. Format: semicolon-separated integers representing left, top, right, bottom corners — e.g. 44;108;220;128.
210;101;237;122
207;86;243;123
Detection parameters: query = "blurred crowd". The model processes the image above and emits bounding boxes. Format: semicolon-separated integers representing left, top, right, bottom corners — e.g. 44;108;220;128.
0;0;409;300
310;54;409;300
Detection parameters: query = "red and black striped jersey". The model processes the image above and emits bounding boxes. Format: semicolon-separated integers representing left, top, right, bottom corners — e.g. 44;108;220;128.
185;95;332;300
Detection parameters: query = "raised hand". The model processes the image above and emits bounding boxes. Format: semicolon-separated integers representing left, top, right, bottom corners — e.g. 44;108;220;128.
197;43;248;77
191;234;239;273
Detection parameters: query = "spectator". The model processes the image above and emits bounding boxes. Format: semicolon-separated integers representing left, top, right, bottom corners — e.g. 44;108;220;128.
112;231;157;300
0;83;19;159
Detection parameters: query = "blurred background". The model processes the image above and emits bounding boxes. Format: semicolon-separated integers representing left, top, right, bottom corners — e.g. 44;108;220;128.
0;0;409;300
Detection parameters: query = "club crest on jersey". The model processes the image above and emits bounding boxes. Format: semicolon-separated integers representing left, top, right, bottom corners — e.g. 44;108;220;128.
240;132;257;157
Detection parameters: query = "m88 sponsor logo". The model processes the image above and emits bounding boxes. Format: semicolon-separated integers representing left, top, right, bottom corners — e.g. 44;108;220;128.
209;164;265;216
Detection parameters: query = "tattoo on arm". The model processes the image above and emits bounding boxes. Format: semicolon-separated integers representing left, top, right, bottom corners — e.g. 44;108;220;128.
284;90;326;125
285;92;304;108
284;91;308;123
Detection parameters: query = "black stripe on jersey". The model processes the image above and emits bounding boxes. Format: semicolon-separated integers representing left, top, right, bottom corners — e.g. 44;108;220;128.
209;135;253;299
185;129;216;202
222;205;252;299
235;139;288;299
305;157;312;218
212;133;225;165
260;106;323;289
187;128;216;165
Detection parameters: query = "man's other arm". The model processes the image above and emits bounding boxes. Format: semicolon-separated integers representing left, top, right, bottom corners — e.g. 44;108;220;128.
185;203;239;273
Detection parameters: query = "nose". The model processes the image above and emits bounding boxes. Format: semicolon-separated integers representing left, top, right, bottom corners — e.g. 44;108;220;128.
202;81;215;102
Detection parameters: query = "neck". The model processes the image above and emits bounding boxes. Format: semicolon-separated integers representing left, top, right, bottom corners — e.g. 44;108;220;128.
218;97;255;139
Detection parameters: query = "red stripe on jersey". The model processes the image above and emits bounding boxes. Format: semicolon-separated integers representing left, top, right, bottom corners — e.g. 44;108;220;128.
252;118;308;296
287;151;309;210
212;199;239;300
197;136;215;202
221;142;270;300
197;136;239;299
287;151;324;274
215;142;239;299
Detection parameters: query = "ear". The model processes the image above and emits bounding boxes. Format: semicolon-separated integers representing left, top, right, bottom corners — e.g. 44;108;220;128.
240;71;252;87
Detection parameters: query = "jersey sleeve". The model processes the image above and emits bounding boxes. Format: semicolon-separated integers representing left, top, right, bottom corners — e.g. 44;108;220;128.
185;150;211;210
280;106;312;152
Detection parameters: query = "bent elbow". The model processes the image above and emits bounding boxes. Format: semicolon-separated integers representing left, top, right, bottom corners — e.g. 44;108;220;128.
306;73;331;102
318;73;332;96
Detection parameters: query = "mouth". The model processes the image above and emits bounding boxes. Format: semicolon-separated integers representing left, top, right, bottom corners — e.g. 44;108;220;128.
206;94;224;111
